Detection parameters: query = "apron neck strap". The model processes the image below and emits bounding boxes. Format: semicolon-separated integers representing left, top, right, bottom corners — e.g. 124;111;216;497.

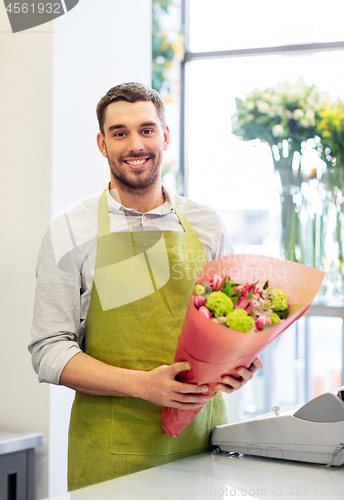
173;204;196;235
98;190;111;237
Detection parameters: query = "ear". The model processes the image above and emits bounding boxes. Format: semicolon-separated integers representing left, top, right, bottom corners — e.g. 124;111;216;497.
163;126;170;151
96;132;108;158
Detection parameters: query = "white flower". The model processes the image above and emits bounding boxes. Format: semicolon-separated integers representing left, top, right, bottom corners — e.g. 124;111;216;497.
305;109;315;125
300;117;312;128
262;92;273;102
256;100;271;114
293;109;304;120
245;100;255;111
306;95;316;108
268;105;284;118
272;124;284;137
270;94;282;105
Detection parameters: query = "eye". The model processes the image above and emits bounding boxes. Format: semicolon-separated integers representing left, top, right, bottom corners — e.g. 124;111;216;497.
114;132;126;138
142;129;153;135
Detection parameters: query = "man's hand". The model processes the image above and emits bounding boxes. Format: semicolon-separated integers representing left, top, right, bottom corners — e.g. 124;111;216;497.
215;357;263;394
139;362;212;410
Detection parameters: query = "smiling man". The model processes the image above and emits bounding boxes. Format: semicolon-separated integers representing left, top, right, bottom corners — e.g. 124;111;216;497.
29;82;262;491
96;97;169;212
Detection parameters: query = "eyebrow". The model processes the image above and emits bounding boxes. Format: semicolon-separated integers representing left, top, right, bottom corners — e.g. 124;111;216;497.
107;121;158;133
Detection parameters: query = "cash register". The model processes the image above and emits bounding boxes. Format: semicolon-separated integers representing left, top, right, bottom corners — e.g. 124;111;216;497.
211;388;344;466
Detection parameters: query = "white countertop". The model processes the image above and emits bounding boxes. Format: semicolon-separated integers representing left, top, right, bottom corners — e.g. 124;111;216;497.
0;430;43;455
43;450;344;500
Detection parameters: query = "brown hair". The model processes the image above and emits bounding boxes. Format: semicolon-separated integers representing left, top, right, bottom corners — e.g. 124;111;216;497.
96;82;166;135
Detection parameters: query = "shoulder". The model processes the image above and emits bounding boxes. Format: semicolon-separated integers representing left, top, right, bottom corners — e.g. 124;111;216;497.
50;192;101;242
51;192;101;225
171;194;222;232
171;193;234;260
171;193;220;223
40;192;102;270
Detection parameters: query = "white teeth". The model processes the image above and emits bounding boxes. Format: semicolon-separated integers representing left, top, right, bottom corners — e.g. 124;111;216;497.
126;159;147;166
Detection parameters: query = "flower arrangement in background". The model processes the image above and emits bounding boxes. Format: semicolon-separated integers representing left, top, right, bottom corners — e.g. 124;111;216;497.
232;78;331;266
232;78;344;299
232;78;330;152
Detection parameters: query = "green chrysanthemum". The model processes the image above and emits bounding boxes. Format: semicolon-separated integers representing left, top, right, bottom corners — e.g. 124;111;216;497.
270;289;288;311
225;309;254;333
206;291;233;317
270;312;281;325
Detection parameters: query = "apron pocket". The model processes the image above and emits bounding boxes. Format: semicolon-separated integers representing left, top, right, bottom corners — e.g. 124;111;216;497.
110;395;227;456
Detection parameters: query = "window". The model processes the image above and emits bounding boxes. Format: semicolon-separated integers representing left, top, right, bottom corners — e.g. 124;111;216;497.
182;0;344;419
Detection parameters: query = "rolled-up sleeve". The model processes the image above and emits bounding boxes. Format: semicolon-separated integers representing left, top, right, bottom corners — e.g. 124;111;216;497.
28;225;83;385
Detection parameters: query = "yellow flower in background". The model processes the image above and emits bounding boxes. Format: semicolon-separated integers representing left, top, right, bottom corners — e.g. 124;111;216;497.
160;41;169;51
316;100;344;165
171;35;185;61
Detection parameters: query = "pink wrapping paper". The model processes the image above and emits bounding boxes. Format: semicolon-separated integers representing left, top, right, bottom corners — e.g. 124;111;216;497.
161;254;325;437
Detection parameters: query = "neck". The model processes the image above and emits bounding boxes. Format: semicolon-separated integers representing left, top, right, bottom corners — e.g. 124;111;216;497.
109;179;164;213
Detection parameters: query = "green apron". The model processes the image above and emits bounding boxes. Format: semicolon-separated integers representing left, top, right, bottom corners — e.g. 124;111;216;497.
67;190;227;490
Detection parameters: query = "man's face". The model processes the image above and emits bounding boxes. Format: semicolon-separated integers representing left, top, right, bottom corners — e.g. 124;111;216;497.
97;100;170;194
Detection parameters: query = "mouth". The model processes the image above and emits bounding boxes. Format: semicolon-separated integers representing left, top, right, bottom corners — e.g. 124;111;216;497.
123;157;151;169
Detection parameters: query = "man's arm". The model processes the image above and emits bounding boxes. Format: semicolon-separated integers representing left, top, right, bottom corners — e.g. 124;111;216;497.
59;351;262;408
59;352;213;409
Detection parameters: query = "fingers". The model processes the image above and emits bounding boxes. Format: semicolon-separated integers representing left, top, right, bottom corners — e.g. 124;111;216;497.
169;392;212;410
169;361;192;377
248;357;263;373
167;362;212;408
216;374;244;394
143;362;212;409
216;358;263;394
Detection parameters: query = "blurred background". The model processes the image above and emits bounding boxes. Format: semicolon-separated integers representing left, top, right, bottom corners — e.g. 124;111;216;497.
1;0;344;497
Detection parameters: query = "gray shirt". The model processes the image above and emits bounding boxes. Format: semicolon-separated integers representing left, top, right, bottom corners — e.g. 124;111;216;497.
29;186;234;385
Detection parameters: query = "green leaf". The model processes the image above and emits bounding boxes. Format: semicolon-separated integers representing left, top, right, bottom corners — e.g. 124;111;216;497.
222;284;234;297
263;280;269;289
275;309;289;319
260;324;274;330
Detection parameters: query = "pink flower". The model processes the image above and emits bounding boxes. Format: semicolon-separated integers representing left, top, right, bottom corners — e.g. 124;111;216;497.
255;316;272;330
209;274;224;291
199;306;212;319
194;295;206;309
234;297;250;310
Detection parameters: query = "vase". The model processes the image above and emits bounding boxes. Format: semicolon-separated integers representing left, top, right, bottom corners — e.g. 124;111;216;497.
272;142;304;263
317;185;344;302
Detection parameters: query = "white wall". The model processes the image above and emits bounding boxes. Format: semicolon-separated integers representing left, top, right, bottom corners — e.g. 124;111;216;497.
52;0;153;215
0;8;53;500
0;0;152;497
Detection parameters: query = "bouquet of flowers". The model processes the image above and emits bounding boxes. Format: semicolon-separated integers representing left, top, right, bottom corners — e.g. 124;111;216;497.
194;276;289;332
161;254;325;437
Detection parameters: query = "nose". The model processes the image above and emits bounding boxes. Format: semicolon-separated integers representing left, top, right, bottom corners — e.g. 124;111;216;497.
127;132;144;152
